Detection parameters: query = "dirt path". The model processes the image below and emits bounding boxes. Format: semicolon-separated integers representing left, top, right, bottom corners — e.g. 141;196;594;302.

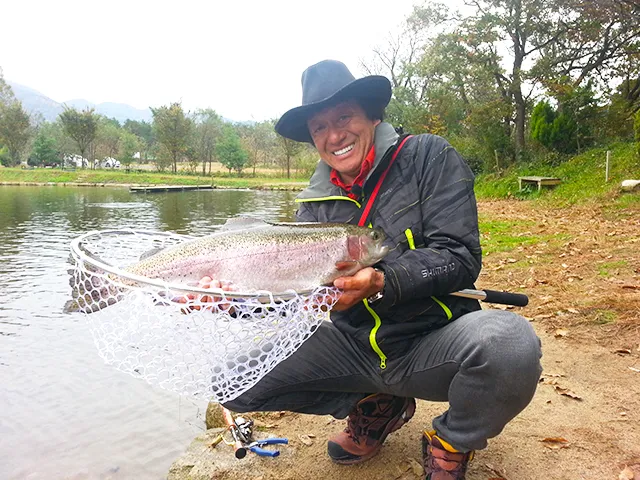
170;200;640;480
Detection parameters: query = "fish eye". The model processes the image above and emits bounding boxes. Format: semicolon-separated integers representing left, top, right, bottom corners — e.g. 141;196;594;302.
370;230;381;241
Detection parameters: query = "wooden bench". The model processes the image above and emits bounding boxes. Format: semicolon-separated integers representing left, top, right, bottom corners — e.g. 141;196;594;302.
518;176;562;191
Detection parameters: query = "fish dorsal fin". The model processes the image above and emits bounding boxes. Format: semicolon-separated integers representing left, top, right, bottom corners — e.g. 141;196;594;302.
220;216;271;231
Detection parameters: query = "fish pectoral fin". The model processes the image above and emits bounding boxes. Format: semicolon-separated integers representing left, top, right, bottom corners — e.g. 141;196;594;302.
220;216;270;231
335;261;358;271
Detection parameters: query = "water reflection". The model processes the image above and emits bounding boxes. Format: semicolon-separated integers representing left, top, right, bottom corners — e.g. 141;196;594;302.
0;186;298;480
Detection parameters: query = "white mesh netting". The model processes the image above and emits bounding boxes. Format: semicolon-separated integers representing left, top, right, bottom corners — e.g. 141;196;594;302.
68;230;338;403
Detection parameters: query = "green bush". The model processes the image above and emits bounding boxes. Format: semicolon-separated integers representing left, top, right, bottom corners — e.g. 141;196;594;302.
531;101;555;147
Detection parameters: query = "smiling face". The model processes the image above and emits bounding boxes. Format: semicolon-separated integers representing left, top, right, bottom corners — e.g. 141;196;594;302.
307;100;381;184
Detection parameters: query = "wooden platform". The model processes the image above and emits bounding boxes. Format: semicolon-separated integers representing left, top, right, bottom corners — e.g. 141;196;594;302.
518;176;562;191
130;185;213;193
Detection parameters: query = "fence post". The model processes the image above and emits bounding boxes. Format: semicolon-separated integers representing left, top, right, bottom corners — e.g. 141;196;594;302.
605;150;611;182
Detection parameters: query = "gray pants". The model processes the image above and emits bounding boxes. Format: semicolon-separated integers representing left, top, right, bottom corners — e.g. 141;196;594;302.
223;309;542;452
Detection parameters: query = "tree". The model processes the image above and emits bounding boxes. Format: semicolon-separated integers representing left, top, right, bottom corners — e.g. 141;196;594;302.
461;0;569;160
238;121;275;175
635;110;640;159
361;3;452;134
193;109;223;175
58;107;98;168
216;126;248;174
275;132;302;178
95;119;122;162
151;102;193;173
119;131;142;168
530;101;556;148
0;101;32;166
0;67;14;106
123;119;155;162
533;0;640;92
29;133;59;167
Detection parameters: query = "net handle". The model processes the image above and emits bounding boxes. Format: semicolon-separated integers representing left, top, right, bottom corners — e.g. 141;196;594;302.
70;229;313;301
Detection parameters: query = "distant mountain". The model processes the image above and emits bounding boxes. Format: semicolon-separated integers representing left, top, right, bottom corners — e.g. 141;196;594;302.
9;82;63;122
8;81;153;124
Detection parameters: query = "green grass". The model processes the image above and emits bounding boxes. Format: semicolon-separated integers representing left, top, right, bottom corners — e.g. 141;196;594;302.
597;260;628;277
478;216;571;254
590;309;618;325
0;167;310;188
475;142;640;206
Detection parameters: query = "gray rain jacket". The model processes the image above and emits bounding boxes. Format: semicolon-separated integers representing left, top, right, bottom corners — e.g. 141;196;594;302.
295;122;482;368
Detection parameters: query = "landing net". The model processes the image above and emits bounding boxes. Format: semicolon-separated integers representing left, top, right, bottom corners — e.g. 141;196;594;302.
68;229;338;403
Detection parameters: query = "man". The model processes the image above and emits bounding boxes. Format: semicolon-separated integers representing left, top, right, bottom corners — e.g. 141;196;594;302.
223;60;542;479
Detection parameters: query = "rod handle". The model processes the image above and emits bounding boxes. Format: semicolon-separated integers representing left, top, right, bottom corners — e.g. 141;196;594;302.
482;289;529;307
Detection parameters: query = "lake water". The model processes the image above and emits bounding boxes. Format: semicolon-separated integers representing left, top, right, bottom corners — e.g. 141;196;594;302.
0;186;298;480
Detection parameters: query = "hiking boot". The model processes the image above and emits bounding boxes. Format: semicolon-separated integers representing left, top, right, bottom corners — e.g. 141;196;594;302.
422;430;474;480
327;394;416;465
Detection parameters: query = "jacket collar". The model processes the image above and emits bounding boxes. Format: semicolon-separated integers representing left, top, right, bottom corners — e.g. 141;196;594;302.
297;122;399;200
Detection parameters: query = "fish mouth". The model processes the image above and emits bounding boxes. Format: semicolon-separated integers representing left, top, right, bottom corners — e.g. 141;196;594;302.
360;244;389;267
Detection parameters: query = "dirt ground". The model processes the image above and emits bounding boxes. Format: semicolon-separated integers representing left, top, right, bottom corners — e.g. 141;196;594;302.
171;199;640;480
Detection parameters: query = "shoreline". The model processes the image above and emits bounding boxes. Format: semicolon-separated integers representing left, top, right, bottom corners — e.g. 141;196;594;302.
0;181;307;191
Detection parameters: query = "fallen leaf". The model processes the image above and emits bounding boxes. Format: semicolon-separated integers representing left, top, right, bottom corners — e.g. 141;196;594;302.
540;437;570;450
554;386;582;400
621;284;640;290
542;372;565;378
615;348;632;355
541;378;559;385
629;367;640;373
507;258;517;263
485;463;509;480
534;313;554;320
555;329;569;338
566;308;579;314
298;434;314;446
619;466;635;480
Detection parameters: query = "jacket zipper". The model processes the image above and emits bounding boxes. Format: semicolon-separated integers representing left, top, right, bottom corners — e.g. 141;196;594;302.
405;228;453;320
363;299;387;369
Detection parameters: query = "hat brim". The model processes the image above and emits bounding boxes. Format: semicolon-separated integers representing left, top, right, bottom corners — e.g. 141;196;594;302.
275;75;392;143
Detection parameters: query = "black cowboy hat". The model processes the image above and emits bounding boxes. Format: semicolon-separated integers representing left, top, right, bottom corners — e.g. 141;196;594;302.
275;60;392;143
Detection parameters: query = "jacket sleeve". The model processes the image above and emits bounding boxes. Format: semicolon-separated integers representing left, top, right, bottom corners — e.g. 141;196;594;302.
376;136;482;311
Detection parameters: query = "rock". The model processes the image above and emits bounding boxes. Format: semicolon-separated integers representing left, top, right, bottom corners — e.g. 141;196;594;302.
298;434;313;446
621;179;640;192
205;402;226;429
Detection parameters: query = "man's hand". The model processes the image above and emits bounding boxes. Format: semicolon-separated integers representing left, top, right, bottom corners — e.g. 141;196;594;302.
332;267;384;311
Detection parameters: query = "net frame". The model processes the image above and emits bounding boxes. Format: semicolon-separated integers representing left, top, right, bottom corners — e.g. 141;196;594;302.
69;229;338;402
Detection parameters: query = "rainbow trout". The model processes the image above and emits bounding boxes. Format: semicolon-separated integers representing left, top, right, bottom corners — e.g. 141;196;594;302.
67;218;388;312
127;218;388;291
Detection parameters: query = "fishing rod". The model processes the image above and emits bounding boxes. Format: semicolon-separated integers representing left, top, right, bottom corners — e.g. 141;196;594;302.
451;288;528;307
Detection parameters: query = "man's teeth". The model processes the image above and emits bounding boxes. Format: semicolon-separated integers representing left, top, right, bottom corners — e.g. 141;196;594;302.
333;144;354;156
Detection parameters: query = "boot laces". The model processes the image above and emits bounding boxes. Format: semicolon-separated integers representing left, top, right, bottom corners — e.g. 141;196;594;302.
344;412;370;445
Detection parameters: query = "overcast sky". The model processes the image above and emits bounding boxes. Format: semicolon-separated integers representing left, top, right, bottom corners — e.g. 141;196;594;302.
2;0;424;122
